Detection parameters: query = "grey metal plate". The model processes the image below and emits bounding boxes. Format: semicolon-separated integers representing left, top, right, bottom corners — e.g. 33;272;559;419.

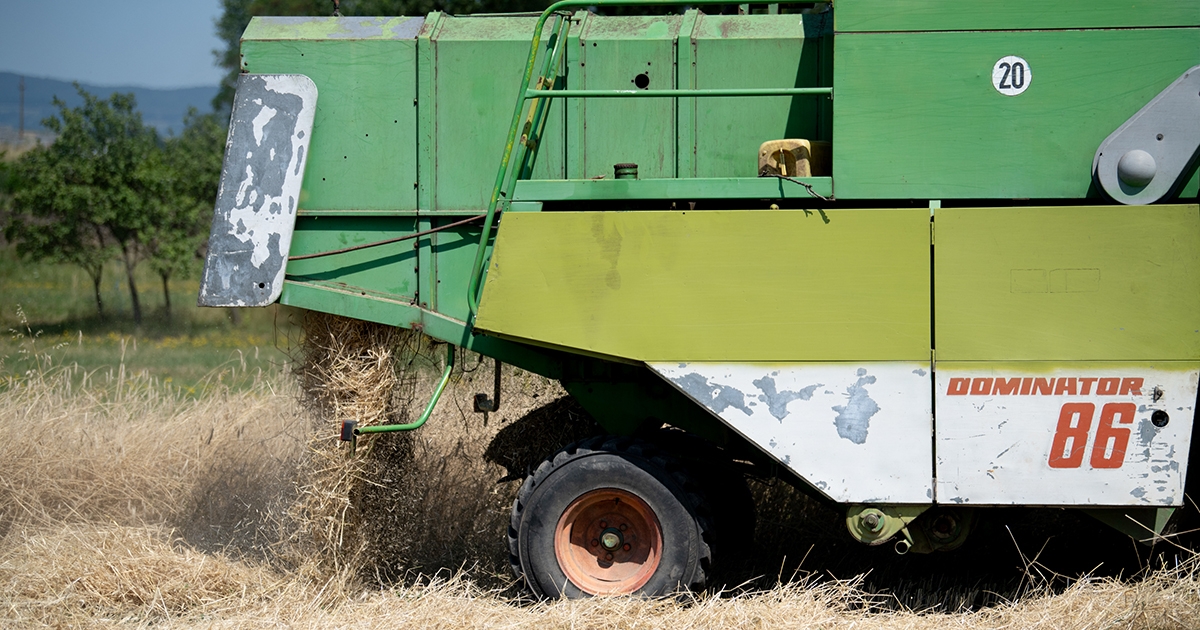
199;74;317;307
1094;65;1200;205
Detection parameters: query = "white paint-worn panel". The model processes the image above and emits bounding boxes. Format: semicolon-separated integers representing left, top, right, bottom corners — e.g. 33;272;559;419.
199;74;317;307
936;364;1198;506
651;362;933;504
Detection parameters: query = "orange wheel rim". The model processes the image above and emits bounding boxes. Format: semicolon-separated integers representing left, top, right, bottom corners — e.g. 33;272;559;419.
554;488;663;595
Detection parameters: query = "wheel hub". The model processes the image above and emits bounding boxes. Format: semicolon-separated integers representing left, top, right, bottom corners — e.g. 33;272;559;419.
599;527;623;551
554;488;662;595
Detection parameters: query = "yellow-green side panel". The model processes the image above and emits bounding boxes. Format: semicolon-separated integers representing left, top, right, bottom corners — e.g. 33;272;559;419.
935;205;1200;362
476;209;930;362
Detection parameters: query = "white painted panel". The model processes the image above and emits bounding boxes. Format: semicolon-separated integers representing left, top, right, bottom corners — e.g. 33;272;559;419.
651;362;933;504
935;364;1198;506
200;74;318;307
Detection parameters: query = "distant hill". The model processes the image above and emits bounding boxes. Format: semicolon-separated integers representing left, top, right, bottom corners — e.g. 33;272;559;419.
0;72;219;138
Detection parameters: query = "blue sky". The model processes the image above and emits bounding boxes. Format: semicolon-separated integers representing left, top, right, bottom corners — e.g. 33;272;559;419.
0;1;226;89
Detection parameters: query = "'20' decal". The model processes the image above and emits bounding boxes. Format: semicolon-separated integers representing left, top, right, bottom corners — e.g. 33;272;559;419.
992;55;1032;96
1048;402;1136;469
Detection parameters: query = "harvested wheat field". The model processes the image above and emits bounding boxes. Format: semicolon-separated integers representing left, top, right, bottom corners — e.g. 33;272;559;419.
4;315;1200;629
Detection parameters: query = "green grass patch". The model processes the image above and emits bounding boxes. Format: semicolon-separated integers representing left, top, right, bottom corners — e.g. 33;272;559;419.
0;246;300;389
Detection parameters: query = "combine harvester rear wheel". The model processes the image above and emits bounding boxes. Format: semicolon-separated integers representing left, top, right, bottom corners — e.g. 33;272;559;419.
509;437;713;597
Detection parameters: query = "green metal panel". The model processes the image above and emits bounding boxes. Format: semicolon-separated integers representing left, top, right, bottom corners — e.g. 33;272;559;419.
833;28;1200;200
428;15;566;212
834;0;1200;32
565;14;587;179
934;205;1200;362
674;10;699;178
242;19;419;212
416;13;443;214
285;216;419;299
511;176;832;200
475;209;931;362
692;13;829;178
433;221;491;323
577;15;682;179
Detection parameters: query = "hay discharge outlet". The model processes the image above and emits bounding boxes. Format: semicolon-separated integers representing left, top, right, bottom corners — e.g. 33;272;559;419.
199;1;1200;598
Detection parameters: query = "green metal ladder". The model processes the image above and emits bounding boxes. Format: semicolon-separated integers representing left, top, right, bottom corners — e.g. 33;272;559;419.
465;0;833;318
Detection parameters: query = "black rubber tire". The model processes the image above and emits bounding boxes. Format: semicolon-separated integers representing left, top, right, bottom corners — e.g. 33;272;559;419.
647;429;757;566
508;435;714;598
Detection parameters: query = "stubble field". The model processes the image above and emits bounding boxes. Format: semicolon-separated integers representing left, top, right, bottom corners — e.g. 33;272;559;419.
3;310;1200;628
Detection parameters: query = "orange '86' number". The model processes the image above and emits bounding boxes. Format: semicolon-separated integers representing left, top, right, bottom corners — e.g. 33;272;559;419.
1048;402;1136;469
1049;403;1094;468
1090;403;1135;469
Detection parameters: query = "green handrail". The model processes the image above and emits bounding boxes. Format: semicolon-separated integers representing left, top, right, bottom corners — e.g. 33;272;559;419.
524;87;833;98
465;0;832;318
516;17;573;180
355;343;456;435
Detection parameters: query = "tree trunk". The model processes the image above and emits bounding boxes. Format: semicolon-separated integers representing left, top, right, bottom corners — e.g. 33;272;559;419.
119;242;143;325
89;269;104;316
89;225;106;316
160;273;171;317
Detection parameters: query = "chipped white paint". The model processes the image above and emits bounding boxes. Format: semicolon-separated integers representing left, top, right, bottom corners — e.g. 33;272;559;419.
651;362;933;504
221;78;313;272
251;105;278;145
199;74;318;308
935;364;1198;506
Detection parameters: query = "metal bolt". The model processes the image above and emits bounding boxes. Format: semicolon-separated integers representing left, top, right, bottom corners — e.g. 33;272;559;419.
619;524;627;531
623;543;631;551
591;539;599;547
605;553;613;560
600;530;622;551
599;521;607;529
860;511;884;533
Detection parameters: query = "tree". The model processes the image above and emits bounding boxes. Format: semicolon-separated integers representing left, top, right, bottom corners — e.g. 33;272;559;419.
7;142;114;316
0;151;13;224
147;109;227;316
5;86;162;324
214;0;330;113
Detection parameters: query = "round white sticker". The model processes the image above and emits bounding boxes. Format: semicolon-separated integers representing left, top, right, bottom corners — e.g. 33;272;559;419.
992;55;1032;96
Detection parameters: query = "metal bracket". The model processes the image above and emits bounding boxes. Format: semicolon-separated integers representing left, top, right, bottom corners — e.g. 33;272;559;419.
1083;507;1176;545
845;504;929;553
340;420;357;454
473;359;503;413
1093;65;1200;205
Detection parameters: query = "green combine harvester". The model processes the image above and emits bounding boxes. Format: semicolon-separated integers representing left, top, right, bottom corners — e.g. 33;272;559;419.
199;0;1200;597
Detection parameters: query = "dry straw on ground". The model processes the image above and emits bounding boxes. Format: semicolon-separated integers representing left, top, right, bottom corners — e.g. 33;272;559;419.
3;313;1200;628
